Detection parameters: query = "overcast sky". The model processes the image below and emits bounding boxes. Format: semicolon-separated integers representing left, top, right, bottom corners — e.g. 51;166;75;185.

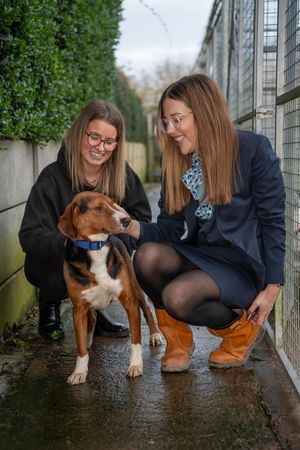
116;0;214;79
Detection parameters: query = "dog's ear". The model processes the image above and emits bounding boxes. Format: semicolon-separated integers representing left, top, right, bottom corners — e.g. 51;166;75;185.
58;203;79;239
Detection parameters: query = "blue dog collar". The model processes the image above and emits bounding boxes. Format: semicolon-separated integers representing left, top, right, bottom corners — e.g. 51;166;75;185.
72;239;108;250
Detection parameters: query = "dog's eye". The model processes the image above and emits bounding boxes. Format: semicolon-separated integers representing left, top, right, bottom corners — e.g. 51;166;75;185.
94;207;102;212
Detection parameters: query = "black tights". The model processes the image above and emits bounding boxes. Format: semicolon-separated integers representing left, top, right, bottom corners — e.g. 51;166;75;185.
133;242;238;329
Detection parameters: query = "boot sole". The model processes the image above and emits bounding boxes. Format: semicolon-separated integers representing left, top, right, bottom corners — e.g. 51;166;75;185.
209;327;265;369
94;329;130;338
161;341;195;373
38;328;65;340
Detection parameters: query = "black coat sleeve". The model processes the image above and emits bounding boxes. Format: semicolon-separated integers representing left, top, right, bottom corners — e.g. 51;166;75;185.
19;173;67;258
116;163;152;253
122;163;152;222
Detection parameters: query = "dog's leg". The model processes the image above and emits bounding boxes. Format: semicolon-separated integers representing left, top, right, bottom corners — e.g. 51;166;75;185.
87;308;97;349
122;299;143;377
68;303;90;385
116;245;161;347
138;292;162;347
119;249;162;347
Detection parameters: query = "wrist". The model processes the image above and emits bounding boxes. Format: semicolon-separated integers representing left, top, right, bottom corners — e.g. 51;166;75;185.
128;219;140;239
265;283;281;294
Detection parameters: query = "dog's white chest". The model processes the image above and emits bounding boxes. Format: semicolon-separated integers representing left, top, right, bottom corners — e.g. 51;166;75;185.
81;247;122;309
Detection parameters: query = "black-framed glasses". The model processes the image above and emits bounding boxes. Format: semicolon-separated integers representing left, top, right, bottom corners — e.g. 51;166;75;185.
160;112;193;133
85;132;118;152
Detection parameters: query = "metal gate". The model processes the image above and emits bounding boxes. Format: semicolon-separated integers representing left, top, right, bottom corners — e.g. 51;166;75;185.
195;0;300;394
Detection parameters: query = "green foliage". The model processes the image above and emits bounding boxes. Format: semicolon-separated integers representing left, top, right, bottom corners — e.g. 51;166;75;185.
115;71;147;143
0;0;122;143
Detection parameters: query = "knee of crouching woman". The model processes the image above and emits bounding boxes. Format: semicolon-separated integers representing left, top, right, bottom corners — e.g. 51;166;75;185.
133;242;163;277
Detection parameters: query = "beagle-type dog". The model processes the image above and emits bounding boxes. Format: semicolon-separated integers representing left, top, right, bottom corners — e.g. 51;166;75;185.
58;191;162;385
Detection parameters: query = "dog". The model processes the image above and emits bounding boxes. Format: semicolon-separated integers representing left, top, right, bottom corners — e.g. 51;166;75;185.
58;191;162;385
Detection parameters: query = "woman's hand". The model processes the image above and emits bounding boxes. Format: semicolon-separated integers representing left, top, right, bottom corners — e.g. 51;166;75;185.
247;284;281;326
113;203;141;239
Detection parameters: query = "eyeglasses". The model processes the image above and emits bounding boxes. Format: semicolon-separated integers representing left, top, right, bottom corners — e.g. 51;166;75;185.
85;132;118;152
160;112;193;133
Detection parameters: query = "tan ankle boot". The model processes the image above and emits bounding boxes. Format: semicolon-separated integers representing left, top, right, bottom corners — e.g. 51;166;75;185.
155;308;195;372
208;309;262;368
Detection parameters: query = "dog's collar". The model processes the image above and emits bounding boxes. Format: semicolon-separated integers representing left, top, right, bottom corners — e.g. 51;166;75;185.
72;239;108;250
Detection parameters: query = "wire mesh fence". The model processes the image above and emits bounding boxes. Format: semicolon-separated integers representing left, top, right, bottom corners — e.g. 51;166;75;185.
195;0;300;394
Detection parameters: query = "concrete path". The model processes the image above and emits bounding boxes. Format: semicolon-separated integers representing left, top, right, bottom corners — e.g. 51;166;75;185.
0;184;300;450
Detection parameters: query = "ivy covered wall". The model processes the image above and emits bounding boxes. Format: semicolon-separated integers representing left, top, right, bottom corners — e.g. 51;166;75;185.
0;0;123;143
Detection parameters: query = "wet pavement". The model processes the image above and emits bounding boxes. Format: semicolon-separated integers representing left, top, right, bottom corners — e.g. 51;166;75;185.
0;184;300;450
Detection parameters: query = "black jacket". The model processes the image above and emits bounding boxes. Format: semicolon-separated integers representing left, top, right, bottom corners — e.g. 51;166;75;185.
19;145;151;299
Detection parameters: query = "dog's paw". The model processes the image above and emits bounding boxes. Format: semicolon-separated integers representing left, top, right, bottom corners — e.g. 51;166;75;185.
67;371;88;385
149;332;163;346
126;364;143;378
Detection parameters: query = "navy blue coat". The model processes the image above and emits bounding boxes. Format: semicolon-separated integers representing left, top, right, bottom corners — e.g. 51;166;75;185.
138;130;286;289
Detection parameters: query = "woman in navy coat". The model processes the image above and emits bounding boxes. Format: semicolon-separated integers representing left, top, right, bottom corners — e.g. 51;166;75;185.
120;74;285;372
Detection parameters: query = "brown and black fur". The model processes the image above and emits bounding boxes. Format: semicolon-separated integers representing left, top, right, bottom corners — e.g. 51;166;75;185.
58;191;162;384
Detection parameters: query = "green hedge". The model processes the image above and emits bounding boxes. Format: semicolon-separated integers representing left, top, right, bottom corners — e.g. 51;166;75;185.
0;0;122;143
115;70;147;144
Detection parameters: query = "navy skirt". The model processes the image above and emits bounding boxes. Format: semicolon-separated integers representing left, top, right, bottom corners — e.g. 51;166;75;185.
171;243;259;309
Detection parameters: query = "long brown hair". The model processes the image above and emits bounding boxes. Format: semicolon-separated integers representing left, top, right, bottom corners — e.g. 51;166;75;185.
64;100;126;203
157;74;239;214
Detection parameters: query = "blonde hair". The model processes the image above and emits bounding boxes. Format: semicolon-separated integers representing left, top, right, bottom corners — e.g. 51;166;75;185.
157;74;239;214
64;100;126;203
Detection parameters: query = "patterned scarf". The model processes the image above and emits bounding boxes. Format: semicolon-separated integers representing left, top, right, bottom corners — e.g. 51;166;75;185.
181;152;214;220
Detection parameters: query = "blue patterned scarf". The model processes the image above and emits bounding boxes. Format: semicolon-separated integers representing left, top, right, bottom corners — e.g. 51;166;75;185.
181;153;214;220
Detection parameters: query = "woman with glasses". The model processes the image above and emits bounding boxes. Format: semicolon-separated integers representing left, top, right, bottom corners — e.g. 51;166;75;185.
19;100;151;340
119;74;285;372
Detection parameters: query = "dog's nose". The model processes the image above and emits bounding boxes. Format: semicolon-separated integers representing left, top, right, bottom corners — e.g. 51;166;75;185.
120;216;131;228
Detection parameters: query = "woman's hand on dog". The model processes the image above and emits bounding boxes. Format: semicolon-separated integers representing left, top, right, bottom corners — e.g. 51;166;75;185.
113;203;141;239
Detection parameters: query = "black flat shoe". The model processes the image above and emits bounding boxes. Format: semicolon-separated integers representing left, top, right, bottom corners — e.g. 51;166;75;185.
94;310;129;338
38;303;64;340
